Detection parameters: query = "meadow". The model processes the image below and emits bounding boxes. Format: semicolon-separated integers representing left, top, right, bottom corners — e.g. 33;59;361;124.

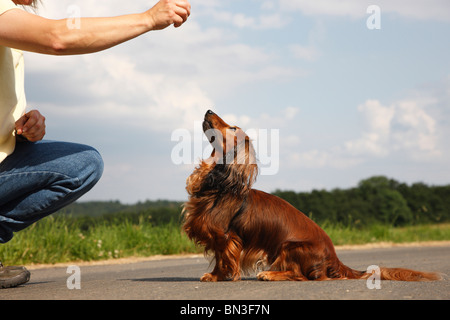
1;175;449;266
1;213;448;266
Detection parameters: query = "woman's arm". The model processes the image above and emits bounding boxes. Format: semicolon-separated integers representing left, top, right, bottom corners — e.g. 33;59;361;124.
0;0;190;55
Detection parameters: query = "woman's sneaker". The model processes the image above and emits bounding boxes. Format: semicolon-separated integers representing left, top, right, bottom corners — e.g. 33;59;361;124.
0;262;31;289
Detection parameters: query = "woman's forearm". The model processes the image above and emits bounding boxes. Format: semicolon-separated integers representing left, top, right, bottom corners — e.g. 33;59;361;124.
49;13;153;55
0;0;190;55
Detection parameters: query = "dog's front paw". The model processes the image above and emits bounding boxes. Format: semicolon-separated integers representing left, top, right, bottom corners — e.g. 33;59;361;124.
200;273;219;282
257;271;271;281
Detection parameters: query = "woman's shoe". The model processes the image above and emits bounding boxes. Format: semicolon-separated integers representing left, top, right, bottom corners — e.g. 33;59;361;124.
0;262;31;289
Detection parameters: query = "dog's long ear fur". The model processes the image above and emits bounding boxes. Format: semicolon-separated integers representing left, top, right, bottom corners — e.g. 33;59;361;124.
186;137;258;198
203;137;258;196
185;161;212;197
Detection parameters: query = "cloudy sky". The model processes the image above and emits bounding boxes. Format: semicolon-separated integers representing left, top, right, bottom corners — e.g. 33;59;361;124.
24;0;450;203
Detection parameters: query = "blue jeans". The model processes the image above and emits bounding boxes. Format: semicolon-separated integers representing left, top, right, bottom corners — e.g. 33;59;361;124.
0;140;103;243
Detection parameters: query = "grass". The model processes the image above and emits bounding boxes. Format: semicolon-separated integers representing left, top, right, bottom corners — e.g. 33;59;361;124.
322;221;450;245
0;216;200;265
0;215;449;266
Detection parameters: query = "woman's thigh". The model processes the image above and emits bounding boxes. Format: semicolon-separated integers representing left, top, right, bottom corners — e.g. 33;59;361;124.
0;140;103;243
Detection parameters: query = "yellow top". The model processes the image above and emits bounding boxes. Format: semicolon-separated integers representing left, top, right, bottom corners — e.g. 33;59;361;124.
0;0;26;163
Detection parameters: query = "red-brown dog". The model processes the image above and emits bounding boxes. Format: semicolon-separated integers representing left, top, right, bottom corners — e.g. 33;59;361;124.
183;110;440;282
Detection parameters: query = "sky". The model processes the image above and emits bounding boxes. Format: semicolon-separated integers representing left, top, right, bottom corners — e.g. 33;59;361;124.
24;0;450;203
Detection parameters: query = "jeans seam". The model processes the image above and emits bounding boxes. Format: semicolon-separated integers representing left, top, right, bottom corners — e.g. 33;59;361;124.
0;171;82;213
0;171;81;186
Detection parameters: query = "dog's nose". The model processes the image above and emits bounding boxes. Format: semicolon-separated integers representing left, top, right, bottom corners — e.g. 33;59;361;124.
206;110;215;115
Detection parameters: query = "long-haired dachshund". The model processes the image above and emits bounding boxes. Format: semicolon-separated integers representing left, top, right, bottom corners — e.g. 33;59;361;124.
183;110;440;282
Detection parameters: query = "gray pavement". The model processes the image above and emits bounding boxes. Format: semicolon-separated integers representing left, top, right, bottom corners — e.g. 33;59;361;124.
0;245;448;301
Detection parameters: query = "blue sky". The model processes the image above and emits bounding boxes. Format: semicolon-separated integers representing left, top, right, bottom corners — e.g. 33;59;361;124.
24;0;450;203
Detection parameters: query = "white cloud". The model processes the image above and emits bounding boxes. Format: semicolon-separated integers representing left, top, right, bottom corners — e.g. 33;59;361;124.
290;44;321;62
346;98;440;160
392;100;439;157
217;106;300;137
220;12;289;30
288;148;363;169
26;1;301;137
289;87;445;171
279;0;450;21
345;100;394;157
279;0;365;19
378;0;450;22
197;0;290;30
283;106;299;120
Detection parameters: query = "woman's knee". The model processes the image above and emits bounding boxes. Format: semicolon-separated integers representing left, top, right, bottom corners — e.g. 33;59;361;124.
76;145;104;189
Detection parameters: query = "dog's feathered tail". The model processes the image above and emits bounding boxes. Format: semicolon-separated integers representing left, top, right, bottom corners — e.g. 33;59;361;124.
340;263;441;281
377;267;441;281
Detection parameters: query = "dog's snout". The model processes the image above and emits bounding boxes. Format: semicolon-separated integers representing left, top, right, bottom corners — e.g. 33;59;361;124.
206;110;215;116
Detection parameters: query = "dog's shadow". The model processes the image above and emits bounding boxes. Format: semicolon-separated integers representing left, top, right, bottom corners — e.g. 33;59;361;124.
122;277;200;282
122;276;257;282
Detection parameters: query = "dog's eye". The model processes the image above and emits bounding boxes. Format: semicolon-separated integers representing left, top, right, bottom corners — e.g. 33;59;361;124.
229;127;237;132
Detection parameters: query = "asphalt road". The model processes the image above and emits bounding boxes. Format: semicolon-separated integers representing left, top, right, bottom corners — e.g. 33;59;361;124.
1;245;448;302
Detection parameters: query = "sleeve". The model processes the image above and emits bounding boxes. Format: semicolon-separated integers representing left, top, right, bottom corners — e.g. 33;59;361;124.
0;0;17;16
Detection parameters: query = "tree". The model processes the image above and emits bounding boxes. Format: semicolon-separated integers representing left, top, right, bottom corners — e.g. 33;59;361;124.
358;176;412;225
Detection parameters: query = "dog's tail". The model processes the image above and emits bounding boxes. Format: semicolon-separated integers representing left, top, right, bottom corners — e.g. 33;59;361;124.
341;263;441;281
375;267;441;281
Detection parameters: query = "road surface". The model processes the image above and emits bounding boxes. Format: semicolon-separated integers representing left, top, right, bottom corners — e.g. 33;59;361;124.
1;244;448;302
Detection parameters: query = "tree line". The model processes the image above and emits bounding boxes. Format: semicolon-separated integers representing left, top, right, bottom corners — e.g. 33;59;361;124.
273;176;450;227
59;176;449;227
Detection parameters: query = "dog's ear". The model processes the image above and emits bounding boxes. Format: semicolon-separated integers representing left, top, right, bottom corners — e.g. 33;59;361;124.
202;164;227;193
235;136;258;185
192;129;258;197
203;138;258;196
190;163;234;197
